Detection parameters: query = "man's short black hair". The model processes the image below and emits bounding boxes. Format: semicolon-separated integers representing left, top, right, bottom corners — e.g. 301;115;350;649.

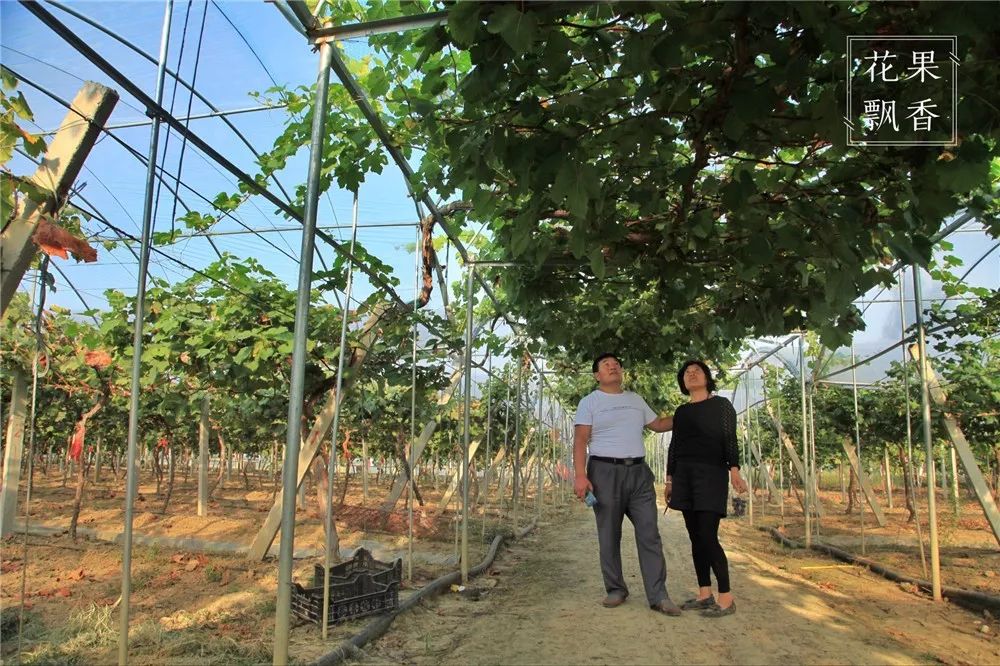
677;360;717;395
592;353;622;373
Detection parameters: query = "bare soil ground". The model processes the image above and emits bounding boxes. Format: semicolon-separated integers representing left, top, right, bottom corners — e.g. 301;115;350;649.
0;465;495;664
752;484;1000;596
353;503;1000;666
2;466;998;664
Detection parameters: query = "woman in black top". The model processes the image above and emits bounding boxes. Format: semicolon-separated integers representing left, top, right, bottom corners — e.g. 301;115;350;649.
665;360;747;617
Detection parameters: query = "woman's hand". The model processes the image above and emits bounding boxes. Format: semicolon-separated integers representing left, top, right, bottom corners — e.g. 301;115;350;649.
730;468;748;494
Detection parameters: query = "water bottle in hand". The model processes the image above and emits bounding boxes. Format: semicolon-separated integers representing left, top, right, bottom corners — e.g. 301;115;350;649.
584;490;598;508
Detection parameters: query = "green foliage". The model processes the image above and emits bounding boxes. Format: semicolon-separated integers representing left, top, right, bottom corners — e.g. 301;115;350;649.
309;1;1000;365
1;72;48;226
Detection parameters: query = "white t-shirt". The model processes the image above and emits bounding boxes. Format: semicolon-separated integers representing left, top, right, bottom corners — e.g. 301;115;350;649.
573;390;657;458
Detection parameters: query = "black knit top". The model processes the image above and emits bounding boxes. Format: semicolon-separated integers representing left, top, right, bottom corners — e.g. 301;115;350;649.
666;395;741;476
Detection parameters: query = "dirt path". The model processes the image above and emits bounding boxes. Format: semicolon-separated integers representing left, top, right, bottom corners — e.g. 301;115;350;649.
355;505;1000;665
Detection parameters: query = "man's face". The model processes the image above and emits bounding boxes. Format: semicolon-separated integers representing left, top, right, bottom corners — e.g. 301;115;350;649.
594;356;623;385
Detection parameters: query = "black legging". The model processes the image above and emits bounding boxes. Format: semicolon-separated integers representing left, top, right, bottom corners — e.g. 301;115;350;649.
682;510;730;593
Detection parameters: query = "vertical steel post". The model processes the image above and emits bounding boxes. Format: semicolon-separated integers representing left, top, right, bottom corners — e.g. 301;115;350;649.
773;366;785;528
273;40;335;665
502;369;511;512
851;345;865;554
197;395;209;516
950;446;960;517
536;372;544;519
321;191;359;638
899;268;928;576
913;268;942;600
799;333;811;547
885;447;894;510
407;220;419;583
751;375;765;509
482;349;492;543
808;389;820;536
512;361;522;529
460;266;475;583
118;5;173;663
743;374;754;525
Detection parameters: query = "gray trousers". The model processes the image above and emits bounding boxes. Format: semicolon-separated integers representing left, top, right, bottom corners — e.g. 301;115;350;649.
587;458;667;605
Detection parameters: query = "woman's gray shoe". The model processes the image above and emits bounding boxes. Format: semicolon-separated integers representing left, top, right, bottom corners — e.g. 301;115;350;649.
680;595;716;610
701;601;736;618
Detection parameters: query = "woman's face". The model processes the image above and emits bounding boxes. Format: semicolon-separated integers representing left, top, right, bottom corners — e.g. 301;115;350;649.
683;363;708;392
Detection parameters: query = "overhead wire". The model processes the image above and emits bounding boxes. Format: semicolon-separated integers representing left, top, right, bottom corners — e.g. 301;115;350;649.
20;1;420;317
15;5;315;272
43;0;299;206
8;67;300;265
167;1;223;261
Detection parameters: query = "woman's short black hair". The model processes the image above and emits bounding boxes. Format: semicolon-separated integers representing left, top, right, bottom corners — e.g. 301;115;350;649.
677;360;717;395
592;353;622;373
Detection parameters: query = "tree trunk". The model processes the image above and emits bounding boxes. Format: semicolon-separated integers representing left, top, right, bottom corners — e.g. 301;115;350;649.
338;455;353;507
93;437;102;484
241;454;252;491
68;393;106;540
884;448;894;510
993;447;1000;498
61;439;69;488
153;445;163;495
312;449;342;563
898;447;917;522
161;445;176;514
207;431;227;499
68;454;92;540
846;468;858;514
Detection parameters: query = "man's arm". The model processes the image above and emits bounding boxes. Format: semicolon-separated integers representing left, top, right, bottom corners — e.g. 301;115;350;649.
645;415;673;432
573;424;592;498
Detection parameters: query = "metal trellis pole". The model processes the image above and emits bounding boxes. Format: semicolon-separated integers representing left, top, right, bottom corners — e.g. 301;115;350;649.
321;190;359;638
407;216;419;583
912;268;942;600
118;4;173;663
772;366;786;528
799;333;811;547
536;373;544;520
460;266;475;584
482;348;492;543
899;267;928;576
743;374;754;525
273;40;334;665
808;388;820;537
512;361;522;529
502;368;511;512
851;345;866;555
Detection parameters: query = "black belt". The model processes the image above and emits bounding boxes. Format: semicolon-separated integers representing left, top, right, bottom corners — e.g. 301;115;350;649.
590;455;645;466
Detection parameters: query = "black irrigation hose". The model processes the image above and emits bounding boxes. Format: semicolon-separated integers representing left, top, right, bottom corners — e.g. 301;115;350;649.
763;526;1000;615
312;519;539;666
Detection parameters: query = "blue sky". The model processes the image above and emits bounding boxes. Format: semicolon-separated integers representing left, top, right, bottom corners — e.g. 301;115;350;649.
2;0;432;315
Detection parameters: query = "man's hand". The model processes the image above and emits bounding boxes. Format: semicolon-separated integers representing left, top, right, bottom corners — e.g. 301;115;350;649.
663;479;672;507
574;474;593;500
730;468;748;494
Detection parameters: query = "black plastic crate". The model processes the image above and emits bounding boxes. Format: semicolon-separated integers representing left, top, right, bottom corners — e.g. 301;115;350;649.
311;548;402;588
291;573;399;627
291;548;403;627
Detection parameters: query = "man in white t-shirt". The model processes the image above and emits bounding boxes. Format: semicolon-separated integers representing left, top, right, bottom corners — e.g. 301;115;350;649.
573;353;681;615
